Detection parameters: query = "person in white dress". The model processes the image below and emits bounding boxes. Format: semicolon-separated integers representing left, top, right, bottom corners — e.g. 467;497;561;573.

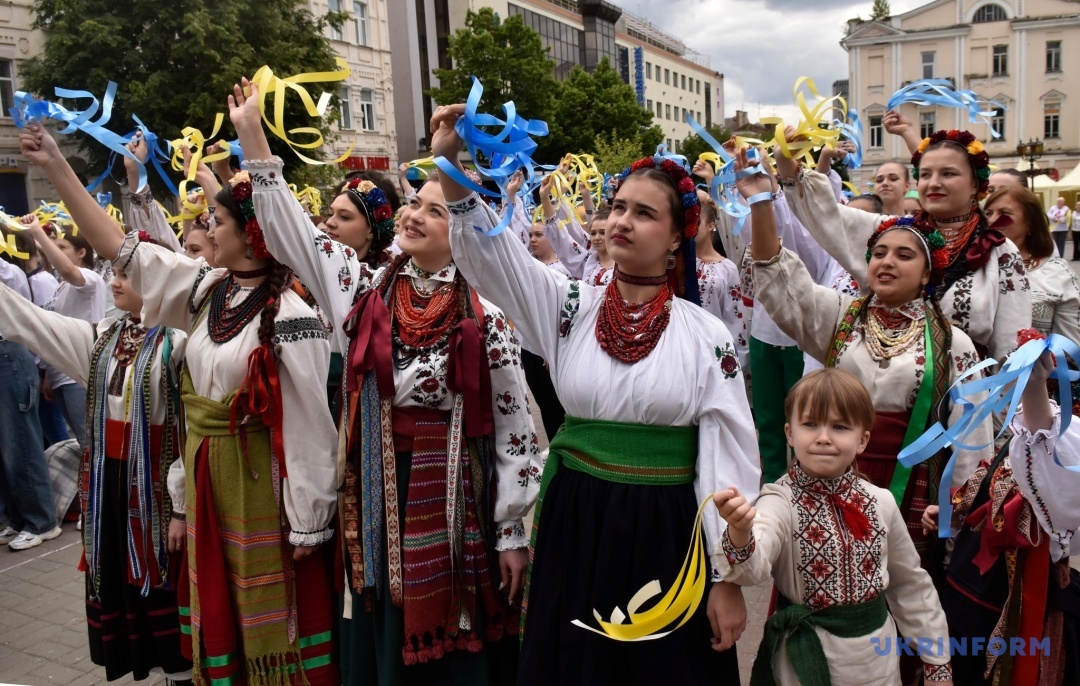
433;102;760;685
20;116;340;686
229;78;540;686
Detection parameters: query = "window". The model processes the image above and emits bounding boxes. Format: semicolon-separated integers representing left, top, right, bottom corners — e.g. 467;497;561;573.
665;68;670;85
353;2;368;46
697;80;701;94
0;61;13;118
681;74;686;90
991;107;1006;139
697;111;702;122
920;111;935;138
973;3;1008;23
328;0;343;40
646;62;652;79
655;67;661;83
667;138;673;149
992;45;1008;76
647;99;653;113
359;89;376;130
1047;41;1062;73
665;103;671;120
338;86;352;129
655;101;662;118
921;51;935;80
869;115;884;148
673;139;679;153
1045;99;1061;139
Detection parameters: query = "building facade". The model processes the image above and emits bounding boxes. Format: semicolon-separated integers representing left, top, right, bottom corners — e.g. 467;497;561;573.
842;0;1080;191
0;1;394;212
389;0;724;164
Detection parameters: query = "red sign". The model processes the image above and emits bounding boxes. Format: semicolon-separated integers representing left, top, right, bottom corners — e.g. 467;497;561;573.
339;156;391;172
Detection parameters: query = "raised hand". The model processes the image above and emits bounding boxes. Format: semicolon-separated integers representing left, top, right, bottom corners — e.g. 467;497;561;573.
123;132;149;185
506;170;524;198
693;158;715;184
429;104;466;162
19;122;64;170
882;109;911;136
733;147;772;200
228;77;263;133
713;487;755;548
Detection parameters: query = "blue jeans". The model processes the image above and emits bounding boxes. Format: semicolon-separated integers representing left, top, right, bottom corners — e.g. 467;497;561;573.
0;340;56;534
38;393;71;447
52;383;87;449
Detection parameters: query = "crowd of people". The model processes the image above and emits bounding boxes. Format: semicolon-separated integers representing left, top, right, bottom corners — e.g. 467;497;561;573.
1;76;1079;686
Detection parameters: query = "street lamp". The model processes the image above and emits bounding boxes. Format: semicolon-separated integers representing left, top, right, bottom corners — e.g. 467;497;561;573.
1016;138;1045;190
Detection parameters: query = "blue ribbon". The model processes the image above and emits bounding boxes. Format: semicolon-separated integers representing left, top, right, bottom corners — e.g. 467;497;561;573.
834;109;863;169
11;83;149;190
897;334;1080;537
887;79;1006;139
95;192;112;209
433;77;549;236
685;112;764;236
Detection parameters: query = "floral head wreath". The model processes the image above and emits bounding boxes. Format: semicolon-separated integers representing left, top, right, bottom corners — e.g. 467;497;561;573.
342;178;396;246
615;156;701;239
866;215;949;298
910;130;991;201
227;171;272;259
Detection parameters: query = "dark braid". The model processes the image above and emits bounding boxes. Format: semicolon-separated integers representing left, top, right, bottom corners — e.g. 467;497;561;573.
256;261;293;354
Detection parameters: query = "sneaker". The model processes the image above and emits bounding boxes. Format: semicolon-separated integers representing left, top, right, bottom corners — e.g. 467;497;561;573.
0;526;17;545
8;526;62;552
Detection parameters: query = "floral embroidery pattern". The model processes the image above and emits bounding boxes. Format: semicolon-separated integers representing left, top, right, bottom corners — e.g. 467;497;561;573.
496;391;521;416
407;347;450;408
714;342;740;379
997;250;1026;295
506;433;528;456
484;312;521;370
946;275;973;336
274;317;330;344
448;194;481;216
517;464;540;488
560;281;581;338
497;522;526;543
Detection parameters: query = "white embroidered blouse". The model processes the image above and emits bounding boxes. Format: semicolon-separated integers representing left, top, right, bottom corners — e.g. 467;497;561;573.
246;158;541;551
1026;257;1080;342
783;168;1031;362
112;234;338;546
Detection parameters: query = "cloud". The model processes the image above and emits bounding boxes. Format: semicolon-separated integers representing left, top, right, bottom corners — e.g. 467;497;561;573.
622;0;928;123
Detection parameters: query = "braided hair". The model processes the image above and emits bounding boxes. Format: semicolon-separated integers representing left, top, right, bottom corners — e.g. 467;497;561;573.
256;261;294;354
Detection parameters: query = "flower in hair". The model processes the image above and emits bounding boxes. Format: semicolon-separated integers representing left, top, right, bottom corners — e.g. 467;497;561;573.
911;129;991;200
227;171;272;259
867;215;949;295
343;177;396;245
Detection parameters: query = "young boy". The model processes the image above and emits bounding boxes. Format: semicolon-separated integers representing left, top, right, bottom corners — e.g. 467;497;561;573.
714;368;953;685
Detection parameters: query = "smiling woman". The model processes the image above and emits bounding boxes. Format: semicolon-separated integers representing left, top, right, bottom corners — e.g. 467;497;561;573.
743;140;992;596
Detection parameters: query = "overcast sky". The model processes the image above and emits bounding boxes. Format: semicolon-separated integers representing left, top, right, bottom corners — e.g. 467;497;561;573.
621;0;928;123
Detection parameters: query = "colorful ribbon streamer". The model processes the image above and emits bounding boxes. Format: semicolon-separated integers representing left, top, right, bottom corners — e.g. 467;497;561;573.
290;184;323;217
686;113;764;236
572;496;710;641
250;57;353;165
433;77;549;236
887;79;1005;138
835;109;864;169
897;334;1080;537
763;77;847;165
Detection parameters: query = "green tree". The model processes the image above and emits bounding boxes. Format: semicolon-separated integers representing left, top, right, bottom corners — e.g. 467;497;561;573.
428;8;558;142
593;130;648;175
678;123;732;167
544;59;662;161
870;0;891;20
21;0;344;190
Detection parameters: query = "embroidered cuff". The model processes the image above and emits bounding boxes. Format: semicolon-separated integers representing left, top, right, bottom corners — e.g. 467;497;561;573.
495;519;528;551
721;529;756;565
544;216;560;231
1010;402;1061;447
128;187;155;210
289;526;334;547
112;231;142;272
242;157;288;192
923;662;952;681
446;192;484;217
750;242;785;267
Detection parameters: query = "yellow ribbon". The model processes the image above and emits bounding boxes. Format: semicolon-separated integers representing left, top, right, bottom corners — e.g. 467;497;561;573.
289;184;323;217
169;115;232;223
250;57;353;165
762;77;847;164
0;234;29;260
571;497;710;641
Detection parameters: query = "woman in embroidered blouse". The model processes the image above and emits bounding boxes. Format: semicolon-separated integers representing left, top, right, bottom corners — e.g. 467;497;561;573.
984;186;1080;343
0;255;192;683
935;347;1080;685
740;143;992;574
695;190;742;344
21;119;340;686
229;80;540;686
433;104;761;685
776;128;1031;364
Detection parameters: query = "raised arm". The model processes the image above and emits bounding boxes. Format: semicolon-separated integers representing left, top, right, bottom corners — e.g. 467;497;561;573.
714;486;789;588
0;281;96;384
19;215;85;287
20;123;125;261
883;109;922;155
231;78;373;354
541;179;589;279
433;103;573;361
123;135;183;253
